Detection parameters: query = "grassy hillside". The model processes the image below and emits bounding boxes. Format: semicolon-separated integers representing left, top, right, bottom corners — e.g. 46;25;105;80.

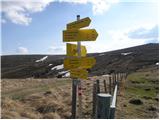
116;65;159;118
91;43;159;75
1;43;159;78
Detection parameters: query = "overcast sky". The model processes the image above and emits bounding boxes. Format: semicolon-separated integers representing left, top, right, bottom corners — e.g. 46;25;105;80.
1;0;159;55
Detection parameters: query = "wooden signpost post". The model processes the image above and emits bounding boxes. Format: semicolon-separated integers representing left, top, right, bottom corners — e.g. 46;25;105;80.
63;15;98;118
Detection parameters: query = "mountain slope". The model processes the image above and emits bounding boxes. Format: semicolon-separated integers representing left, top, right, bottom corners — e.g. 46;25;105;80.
1;43;159;78
91;43;159;75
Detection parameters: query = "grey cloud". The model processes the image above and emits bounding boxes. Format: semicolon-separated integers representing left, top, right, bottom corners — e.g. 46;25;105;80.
128;25;159;40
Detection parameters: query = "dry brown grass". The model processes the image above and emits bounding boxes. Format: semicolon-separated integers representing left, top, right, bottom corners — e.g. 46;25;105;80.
1;77;95;119
43;112;61;119
1;78;72;119
1;67;158;119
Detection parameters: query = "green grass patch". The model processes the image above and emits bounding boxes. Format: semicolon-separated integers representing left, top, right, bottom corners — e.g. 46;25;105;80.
128;72;149;84
126;70;158;99
127;70;158;84
126;87;156;98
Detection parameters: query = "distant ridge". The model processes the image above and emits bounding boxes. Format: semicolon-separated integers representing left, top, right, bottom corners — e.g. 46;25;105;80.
1;43;159;78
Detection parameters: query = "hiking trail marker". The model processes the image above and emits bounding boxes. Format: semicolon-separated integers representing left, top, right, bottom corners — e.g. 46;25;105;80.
62;15;98;119
64;57;96;70
63;29;98;42
67;17;91;30
63;16;98;79
70;69;88;79
67;43;87;57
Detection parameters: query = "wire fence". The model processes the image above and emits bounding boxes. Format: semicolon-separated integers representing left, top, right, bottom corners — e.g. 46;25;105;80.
71;73;127;119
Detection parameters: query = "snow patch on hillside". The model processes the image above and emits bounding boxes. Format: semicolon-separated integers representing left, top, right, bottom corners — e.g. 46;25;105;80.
51;64;64;70
57;70;70;77
121;52;132;56
58;71;68;74
102;74;110;77
63;72;70;77
62;72;70;77
99;53;105;56
35;56;48;62
48;64;52;66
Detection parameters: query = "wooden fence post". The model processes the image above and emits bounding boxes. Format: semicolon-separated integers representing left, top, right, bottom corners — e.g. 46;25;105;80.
103;80;107;93
116;74;118;83
96;93;112;119
109;76;112;94
113;74;116;93
112;74;114;86
96;80;100;93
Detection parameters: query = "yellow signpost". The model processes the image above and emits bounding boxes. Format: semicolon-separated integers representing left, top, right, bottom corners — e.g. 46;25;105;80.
64;57;96;70
67;17;91;30
63;29;98;42
63;16;98;119
70;69;88;79
67;43;86;57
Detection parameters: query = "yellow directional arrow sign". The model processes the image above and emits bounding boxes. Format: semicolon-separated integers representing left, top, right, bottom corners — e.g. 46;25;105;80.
67;43;87;57
67;17;91;30
70;69;88;79
64;57;96;70
63;29;98;42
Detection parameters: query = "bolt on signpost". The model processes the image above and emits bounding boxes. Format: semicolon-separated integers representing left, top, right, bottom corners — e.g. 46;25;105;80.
63;15;98;118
